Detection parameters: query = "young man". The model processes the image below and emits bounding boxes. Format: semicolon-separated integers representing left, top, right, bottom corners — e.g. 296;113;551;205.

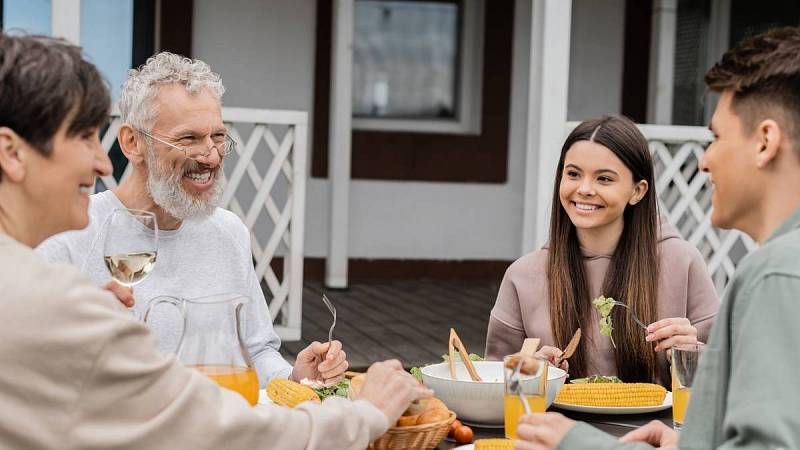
514;27;800;450
0;33;429;449
37;52;341;387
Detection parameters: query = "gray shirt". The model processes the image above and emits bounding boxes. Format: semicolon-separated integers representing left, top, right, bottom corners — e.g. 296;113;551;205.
558;207;800;449
36;190;293;386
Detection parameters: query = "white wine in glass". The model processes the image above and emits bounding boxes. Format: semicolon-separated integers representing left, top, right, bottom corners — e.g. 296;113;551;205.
103;209;158;287
104;251;157;286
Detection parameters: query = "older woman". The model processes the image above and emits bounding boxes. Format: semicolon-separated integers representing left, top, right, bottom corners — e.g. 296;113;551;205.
0;33;428;449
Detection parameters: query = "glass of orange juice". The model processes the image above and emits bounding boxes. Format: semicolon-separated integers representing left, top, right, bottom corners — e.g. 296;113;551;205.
671;343;703;430
503;354;548;440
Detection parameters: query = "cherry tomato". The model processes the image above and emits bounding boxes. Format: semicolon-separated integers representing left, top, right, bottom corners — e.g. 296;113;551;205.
454;425;473;444
448;420;462;437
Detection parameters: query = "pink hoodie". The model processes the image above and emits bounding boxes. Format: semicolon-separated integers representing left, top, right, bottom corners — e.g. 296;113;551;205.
485;221;719;386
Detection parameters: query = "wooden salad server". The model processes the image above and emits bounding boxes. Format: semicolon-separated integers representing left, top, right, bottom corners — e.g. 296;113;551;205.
448;328;482;381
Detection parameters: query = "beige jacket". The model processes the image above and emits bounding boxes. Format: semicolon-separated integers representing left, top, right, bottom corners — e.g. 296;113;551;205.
0;234;387;449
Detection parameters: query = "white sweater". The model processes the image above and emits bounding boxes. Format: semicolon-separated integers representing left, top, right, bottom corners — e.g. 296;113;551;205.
37;190;292;385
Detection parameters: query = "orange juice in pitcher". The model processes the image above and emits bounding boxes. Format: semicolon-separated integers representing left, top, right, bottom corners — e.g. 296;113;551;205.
144;294;260;407
191;365;260;406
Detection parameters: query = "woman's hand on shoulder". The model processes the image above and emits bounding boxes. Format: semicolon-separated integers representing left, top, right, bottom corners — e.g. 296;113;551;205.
645;317;697;352
534;346;569;372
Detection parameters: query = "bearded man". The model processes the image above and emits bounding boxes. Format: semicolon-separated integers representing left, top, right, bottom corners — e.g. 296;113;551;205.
37;52;345;387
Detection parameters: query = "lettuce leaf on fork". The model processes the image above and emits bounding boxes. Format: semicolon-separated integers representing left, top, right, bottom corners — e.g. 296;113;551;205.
592;295;616;348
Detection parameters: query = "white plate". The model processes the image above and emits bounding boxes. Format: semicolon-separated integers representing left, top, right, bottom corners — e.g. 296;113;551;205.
552;391;672;414
452;445;474;450
258;389;272;405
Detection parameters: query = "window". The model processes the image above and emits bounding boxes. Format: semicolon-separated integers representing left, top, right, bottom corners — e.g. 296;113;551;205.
351;0;483;134
728;0;800;47
81;0;135;101
2;0;135;102
670;0;800;126
671;0;711;126
312;0;512;182
3;0;51;35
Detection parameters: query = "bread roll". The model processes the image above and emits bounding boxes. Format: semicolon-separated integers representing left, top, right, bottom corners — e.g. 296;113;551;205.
347;373;366;399
416;408;451;425
396;415;419;427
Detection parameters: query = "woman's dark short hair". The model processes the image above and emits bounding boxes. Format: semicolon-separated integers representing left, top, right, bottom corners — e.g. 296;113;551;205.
0;32;110;155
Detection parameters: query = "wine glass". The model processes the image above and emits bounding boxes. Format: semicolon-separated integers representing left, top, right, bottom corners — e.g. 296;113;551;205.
103;209;158;287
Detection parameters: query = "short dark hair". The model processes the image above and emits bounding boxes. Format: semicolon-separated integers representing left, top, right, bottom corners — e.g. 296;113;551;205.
705;27;800;149
0;32;110;156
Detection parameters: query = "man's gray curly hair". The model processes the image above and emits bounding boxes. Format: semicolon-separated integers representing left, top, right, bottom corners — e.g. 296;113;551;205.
118;52;225;132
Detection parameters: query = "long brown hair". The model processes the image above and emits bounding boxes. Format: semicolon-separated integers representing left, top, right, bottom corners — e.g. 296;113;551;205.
546;115;660;382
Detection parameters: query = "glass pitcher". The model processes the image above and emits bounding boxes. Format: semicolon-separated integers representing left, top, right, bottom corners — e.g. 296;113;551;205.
144;293;259;406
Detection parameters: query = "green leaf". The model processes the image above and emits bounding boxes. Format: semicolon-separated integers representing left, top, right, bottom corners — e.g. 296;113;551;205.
441;353;484;363
592;295;616;348
571;375;623;384
312;379;351;401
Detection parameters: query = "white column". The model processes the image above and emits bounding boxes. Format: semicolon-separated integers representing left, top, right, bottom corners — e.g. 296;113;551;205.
51;0;81;45
325;0;354;288
521;0;572;253
647;0;677;125
286;119;308;341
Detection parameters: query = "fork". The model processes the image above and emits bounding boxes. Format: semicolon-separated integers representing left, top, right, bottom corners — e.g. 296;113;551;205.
612;301;648;330
322;294;337;344
508;358;532;415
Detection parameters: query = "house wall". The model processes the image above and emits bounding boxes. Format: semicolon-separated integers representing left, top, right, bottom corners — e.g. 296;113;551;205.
193;0;624;261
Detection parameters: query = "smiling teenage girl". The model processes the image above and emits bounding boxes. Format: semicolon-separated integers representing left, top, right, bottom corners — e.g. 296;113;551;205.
485;115;719;386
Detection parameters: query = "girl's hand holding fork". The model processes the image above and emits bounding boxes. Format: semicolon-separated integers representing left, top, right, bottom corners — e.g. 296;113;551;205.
645;318;698;352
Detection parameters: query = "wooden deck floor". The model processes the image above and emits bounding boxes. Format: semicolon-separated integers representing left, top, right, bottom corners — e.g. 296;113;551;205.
279;281;500;371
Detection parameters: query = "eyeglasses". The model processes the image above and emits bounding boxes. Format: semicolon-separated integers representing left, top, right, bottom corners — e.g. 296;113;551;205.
136;128;236;160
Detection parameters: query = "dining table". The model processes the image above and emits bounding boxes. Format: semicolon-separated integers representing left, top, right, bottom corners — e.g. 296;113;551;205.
437;406;672;449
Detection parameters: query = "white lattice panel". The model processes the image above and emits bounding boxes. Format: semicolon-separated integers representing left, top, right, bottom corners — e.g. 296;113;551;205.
100;107;307;341
567;122;757;293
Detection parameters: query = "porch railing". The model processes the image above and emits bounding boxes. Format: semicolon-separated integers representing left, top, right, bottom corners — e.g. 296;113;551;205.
100;107;307;341
566;122;757;293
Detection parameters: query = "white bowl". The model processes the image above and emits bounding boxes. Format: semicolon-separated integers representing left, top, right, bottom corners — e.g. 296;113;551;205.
420;361;567;425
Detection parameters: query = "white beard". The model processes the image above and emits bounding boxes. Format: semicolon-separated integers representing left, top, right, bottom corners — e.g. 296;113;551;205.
144;149;223;221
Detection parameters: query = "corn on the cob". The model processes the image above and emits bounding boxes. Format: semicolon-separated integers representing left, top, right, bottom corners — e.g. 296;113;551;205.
266;378;321;407
555;382;666;407
475;439;514;450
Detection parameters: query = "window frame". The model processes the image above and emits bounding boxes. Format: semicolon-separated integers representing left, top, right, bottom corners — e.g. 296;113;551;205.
311;0;513;183
351;0;484;135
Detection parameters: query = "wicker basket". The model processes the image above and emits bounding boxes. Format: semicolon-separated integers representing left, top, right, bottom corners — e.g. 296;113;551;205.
367;410;457;450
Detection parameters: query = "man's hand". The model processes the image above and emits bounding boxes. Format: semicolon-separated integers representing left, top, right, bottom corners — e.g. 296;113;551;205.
356;359;433;425
105;281;134;308
291;340;349;385
619;420;678;448
514;412;576;450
